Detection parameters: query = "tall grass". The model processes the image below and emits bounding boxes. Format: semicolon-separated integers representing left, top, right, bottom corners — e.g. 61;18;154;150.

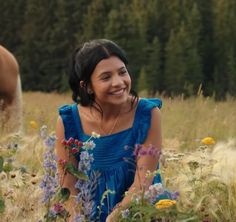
21;92;236;150
0;92;235;221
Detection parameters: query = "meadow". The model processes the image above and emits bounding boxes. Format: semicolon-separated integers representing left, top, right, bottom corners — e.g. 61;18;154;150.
0;92;236;221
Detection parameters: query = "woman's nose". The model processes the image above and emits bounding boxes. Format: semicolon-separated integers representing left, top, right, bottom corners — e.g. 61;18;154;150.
111;74;123;86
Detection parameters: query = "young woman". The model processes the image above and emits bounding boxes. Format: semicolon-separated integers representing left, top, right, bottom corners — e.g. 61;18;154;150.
55;39;162;222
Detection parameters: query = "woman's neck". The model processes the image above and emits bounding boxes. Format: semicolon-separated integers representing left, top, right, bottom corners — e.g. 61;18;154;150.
92;98;131;121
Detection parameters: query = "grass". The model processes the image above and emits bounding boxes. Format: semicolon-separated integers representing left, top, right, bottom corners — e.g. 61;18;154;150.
0;92;236;221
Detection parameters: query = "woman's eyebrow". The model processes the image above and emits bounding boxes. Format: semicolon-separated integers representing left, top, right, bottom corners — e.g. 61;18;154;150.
98;66;126;77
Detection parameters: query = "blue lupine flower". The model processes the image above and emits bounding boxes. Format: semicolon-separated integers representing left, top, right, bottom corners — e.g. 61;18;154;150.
39;130;58;204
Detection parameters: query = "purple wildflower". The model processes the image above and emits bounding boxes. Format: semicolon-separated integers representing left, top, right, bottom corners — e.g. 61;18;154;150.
40;131;58;204
121;209;130;218
73;214;85;222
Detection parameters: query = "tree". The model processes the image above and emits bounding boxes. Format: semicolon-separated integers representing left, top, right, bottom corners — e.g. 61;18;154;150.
227;48;236;96
145;37;162;95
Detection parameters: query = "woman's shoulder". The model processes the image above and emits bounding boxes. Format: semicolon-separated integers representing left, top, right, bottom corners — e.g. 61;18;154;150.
138;98;162;111
58;104;75;115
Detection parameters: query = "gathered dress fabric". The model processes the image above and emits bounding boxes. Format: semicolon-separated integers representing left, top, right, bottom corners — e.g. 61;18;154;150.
59;98;162;221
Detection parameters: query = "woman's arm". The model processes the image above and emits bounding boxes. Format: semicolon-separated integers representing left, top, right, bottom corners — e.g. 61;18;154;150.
55;116;79;220
106;108;162;221
55;116;79;193
122;107;161;205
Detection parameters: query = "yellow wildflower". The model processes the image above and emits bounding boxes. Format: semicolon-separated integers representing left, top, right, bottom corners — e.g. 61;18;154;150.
201;137;215;145
30;120;38;129
155;199;176;209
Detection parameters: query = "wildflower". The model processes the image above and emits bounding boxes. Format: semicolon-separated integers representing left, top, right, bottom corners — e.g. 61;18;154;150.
53;203;64;214
71;147;79;154
40;125;48;139
121;209;130;218
133;144;161;159
30;120;38;129
67;137;74;146
91;131;100;138
61;139;68;146
155;199;176;209
40;133;58;203
131;193;141;204
44;134;57;150
58;159;67;168
188;160;200;170
73;214;85;222
74;139;83;147
83;141;96;150
201;137;215;145
144;183;164;203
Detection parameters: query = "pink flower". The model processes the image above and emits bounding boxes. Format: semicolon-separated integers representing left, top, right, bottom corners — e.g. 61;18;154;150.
71;147;79;154
61;139;67;146
75;139;83;147
58;159;67;167
53;203;64;213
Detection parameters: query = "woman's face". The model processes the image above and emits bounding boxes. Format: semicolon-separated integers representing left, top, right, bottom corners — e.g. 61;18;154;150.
89;56;131;106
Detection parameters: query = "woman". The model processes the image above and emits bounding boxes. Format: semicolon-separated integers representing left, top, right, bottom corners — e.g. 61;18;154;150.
55;39;162;221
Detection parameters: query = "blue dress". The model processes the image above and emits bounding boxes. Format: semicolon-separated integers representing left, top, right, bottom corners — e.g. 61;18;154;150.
59;98;162;221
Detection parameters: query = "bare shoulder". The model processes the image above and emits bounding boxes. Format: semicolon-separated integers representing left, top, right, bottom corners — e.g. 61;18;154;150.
56;116;65;139
150;107;161;126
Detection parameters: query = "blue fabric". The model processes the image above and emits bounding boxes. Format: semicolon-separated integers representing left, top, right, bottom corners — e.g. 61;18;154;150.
59;98;162;221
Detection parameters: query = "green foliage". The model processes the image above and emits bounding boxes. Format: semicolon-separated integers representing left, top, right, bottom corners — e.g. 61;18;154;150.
137;67;148;92
54;188;70;203
1;0;236;98
3;162;13;173
0;196;5;214
0;156;3;173
64;162;88;181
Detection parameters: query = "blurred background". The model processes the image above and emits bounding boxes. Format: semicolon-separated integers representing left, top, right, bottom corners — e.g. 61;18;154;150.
1;0;236;100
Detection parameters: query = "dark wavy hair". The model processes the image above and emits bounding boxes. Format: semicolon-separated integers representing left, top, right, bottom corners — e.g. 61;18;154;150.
69;39;138;107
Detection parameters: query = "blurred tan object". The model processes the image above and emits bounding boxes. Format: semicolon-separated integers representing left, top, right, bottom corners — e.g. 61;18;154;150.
0;45;22;135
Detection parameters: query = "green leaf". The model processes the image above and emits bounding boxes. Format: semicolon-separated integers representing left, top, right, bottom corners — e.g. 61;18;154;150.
54;188;71;203
3;162;13;173
0;156;3;173
65;162;88;181
0;196;5;214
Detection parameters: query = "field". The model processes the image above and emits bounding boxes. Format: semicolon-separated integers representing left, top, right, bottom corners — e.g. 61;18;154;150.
0;92;236;221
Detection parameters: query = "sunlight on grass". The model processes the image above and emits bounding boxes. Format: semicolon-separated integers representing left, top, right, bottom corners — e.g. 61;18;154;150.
0;92;236;221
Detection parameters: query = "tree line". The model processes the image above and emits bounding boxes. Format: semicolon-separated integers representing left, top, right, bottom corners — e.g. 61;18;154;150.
1;0;236;99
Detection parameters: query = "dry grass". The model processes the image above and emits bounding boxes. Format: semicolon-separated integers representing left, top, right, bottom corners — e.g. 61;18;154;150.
0;92;236;221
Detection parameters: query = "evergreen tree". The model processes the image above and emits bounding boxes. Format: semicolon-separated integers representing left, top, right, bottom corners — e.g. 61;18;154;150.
145;37;162;95
213;0;236;98
0;0;26;51
184;3;203;94
82;0;109;40
164;26;187;95
19;0;61;91
137;67;148;93
197;0;215;96
227;48;236;96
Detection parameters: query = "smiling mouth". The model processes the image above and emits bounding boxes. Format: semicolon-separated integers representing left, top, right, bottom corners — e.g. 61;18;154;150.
109;88;126;95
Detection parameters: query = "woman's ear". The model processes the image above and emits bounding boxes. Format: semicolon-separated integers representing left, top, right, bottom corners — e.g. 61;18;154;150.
87;85;93;94
80;81;93;94
80;81;85;88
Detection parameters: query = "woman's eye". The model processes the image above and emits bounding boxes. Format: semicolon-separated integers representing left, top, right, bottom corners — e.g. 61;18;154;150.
101;76;110;81
120;70;127;75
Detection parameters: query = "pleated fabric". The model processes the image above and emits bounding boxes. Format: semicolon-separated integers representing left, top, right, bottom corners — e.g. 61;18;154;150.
59;98;162;221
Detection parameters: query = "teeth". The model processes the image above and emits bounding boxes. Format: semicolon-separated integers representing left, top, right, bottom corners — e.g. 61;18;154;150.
111;89;124;95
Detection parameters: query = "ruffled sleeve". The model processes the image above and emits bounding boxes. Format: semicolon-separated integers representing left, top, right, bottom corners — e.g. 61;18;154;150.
133;98;162;144
58;104;78;140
